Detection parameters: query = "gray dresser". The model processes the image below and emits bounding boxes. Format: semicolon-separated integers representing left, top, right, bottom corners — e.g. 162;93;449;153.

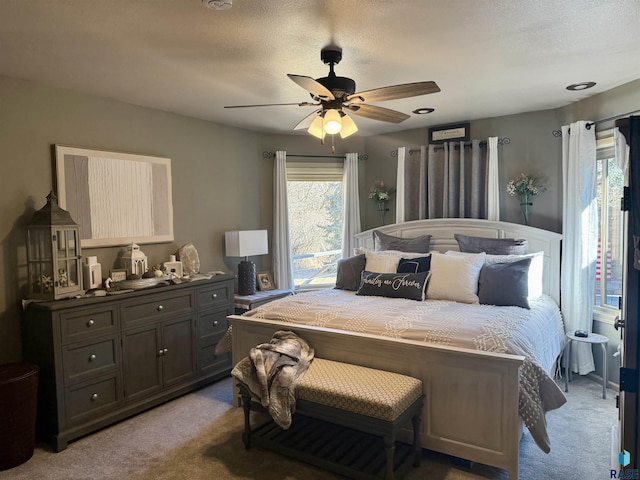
21;275;234;451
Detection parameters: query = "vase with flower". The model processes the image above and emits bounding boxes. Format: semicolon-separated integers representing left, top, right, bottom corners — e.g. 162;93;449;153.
506;173;546;226
369;180;396;225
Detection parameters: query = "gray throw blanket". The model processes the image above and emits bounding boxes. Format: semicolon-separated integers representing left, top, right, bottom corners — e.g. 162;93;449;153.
231;330;314;429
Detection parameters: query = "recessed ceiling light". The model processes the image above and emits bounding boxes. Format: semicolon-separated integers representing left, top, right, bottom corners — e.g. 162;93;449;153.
413;108;435;115
203;0;232;10
566;82;596;91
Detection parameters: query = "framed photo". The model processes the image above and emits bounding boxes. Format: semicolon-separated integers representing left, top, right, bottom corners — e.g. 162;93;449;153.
428;122;470;144
256;271;274;291
55;145;174;248
109;269;128;282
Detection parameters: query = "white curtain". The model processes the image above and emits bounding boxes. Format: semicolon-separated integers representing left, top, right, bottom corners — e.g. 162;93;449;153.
615;127;630;184
341;153;361;258
561;121;597;375
395;147;406;223
487;137;500;221
272;151;294;290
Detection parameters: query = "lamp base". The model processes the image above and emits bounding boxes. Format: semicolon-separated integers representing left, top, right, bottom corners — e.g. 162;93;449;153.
237;260;256;295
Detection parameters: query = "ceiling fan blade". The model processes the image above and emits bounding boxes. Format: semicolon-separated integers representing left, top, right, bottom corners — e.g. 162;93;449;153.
345;104;410;123
347;81;440;103
287;74;335;100
293;109;322;130
224;102;318;108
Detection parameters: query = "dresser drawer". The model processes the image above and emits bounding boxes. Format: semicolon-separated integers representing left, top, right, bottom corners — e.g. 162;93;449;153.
198;307;229;341
197;282;232;311
61;307;116;344
63;338;117;385
198;331;231;375
121;292;193;328
66;376;119;424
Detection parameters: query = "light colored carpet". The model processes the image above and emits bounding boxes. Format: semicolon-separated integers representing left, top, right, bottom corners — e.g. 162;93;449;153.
0;375;616;480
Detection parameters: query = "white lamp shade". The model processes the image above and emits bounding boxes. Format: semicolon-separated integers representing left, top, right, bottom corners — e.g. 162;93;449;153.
339;113;358;138
307;115;325;139
323;109;342;135
225;230;269;258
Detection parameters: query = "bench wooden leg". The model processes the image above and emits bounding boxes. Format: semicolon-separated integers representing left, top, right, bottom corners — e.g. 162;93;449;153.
384;433;396;480
412;411;422;467
240;392;252;450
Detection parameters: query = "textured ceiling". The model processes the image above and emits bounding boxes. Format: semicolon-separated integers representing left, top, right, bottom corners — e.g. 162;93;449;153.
1;0;639;136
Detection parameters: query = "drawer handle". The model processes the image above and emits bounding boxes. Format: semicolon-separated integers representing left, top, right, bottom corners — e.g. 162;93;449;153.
91;393;98;401
157;305;164;312
89;354;96;362
211;293;218;299
87;319;95;327
213;320;218;327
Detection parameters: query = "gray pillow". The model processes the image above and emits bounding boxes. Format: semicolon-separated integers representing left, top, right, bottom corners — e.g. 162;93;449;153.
335;254;366;291
454;234;528;255
356;271;429;301
373;230;431;253
478;258;531;309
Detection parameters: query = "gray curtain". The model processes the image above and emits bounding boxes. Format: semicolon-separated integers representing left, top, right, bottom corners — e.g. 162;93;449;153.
401;141;489;221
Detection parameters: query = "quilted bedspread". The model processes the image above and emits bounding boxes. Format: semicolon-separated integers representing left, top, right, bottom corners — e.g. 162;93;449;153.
243;288;567;453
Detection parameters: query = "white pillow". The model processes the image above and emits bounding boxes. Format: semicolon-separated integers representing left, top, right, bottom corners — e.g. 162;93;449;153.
356;249;428;274
446;250;544;299
427;252;486;304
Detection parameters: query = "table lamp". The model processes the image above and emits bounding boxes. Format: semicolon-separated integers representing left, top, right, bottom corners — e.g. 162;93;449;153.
225;230;268;295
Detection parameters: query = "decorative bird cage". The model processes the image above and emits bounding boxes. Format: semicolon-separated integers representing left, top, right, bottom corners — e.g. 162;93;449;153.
26;191;84;300
121;243;148;277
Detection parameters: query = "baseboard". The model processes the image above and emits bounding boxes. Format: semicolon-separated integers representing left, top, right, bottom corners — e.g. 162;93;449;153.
586;372;619;392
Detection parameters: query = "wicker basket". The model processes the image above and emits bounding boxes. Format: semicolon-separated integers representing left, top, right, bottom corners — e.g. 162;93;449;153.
0;363;38;470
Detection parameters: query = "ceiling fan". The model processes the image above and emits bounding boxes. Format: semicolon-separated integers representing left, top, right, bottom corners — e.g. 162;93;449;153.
224;47;440;142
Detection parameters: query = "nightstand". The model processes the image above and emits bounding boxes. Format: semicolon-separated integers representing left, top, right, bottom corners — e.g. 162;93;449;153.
564;331;608;399
234;289;294;314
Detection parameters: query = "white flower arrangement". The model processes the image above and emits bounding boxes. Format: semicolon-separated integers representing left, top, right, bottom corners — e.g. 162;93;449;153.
369;180;396;204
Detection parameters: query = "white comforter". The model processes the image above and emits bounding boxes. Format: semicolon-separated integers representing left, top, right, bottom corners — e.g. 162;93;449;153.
243;288;567;452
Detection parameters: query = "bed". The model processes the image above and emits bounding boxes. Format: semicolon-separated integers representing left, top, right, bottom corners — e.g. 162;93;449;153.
228;218;565;479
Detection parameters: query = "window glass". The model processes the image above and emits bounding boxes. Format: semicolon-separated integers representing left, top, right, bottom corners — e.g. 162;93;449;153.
287;164;343;289
595;153;624;309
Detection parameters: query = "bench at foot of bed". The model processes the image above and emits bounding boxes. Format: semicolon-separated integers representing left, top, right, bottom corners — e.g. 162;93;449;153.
239;358;425;480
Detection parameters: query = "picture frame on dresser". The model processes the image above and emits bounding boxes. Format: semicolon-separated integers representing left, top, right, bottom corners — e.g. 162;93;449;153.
109;269;127;282
256;271;274;290
54;145;174;248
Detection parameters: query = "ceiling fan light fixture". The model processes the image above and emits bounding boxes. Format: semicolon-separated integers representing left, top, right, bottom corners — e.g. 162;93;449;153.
323;109;342;135
307;115;325;139
339;113;358;139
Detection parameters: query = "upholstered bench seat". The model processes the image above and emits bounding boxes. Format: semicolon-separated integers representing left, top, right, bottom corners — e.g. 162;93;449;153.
238;358;424;480
296;358;423;422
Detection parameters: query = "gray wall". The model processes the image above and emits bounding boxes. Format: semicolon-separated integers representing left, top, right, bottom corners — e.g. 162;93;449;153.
0;76;266;362
2;73;639;379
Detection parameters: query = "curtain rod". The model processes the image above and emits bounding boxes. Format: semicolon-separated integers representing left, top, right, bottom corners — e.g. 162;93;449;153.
390;137;511;157
552;110;640;137
262;152;368;160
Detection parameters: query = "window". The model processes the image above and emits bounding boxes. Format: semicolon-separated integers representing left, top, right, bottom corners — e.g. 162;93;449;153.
287;163;344;289
594;131;624;319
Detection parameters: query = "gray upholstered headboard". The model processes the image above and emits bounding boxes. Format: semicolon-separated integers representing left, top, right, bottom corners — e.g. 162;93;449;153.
354;218;562;305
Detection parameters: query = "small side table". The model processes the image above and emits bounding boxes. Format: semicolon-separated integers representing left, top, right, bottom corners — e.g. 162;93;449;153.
564;332;608;399
234;289;294;314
